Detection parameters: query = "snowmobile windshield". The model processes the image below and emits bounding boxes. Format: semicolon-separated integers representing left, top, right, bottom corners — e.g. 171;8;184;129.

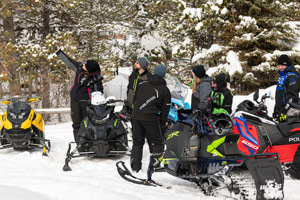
7;97;31;114
89;104;113;124
6;97;31;123
166;76;189;101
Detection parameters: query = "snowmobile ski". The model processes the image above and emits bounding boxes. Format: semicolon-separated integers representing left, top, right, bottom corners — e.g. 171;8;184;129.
116;161;171;189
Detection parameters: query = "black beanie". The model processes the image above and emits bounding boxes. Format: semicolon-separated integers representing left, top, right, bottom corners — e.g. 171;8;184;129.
86;60;100;73
137;57;150;70
214;73;226;89
192;65;206;78
278;54;292;66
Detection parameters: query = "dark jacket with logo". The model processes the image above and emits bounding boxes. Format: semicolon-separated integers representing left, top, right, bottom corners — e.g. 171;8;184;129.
131;74;171;125
127;70;151;108
56;50;103;101
274;65;299;114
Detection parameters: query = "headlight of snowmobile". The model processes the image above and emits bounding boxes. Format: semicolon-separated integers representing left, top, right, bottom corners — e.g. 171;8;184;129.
92;114;110;124
18;112;28;119
9;112;17;119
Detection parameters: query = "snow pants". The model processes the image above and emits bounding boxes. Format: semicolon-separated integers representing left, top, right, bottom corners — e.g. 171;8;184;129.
70;99;88;144
130;119;164;171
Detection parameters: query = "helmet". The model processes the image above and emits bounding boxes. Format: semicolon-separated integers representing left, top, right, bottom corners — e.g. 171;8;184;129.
91;91;106;106
211;113;233;135
236;100;256;113
287;107;300;124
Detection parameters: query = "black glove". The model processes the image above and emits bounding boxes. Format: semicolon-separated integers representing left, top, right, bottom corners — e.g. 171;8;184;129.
272;112;278;120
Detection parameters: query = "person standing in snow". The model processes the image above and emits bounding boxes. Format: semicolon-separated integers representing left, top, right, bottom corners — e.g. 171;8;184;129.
130;65;171;173
210;73;233;115
54;47;103;144
126;57;151;109
191;65;212;111
273;54;300;180
273;54;299;122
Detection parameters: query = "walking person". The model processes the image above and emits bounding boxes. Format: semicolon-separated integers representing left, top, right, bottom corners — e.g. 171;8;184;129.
54;47;103;144
130;65;171;173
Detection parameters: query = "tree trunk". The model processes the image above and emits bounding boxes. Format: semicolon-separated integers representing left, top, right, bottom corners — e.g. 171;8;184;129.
2;3;21;96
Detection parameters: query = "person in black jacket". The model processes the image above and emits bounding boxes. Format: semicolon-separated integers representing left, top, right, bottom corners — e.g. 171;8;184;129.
55;48;103;144
210;73;233;115
130;65;171;173
273;54;299;122
127;57;151;109
120;57;151;116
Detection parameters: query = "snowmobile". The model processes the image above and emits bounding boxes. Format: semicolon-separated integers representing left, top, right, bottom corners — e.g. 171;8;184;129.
232;89;300;164
0;96;50;156
117;105;285;199
166;76;191;124
63;92;131;171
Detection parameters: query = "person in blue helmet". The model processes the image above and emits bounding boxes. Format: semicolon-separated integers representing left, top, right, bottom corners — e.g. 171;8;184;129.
273;54;299;122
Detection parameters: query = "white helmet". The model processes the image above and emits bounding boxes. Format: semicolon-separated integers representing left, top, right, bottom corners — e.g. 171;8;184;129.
91;91;106;106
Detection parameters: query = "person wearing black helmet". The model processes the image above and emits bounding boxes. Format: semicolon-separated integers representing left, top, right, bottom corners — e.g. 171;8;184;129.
54;47;103;144
273;54;299;122
210;73;233;115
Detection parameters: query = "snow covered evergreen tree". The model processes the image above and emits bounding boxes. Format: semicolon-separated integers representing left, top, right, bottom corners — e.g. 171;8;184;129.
155;0;300;92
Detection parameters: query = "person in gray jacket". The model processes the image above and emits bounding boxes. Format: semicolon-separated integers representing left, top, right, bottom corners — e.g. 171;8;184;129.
191;65;212;110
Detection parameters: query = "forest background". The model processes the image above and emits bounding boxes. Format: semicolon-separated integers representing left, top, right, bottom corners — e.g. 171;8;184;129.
1;0;300;123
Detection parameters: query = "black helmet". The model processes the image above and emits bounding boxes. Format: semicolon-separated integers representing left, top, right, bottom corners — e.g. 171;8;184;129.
236;100;256;112
211;113;233;135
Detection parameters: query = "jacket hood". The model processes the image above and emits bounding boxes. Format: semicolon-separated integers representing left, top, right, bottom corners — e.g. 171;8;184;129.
202;75;212;83
148;74;166;85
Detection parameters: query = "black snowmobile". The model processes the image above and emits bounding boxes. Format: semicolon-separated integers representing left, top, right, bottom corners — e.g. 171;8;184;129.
63;92;131;171
117;105;285;199
0;96;51;156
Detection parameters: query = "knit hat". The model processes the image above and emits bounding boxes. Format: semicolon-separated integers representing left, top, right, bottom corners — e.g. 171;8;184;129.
192;65;206;78
213;73;226;89
154;65;167;78
278;54;292;66
137;57;150;70
86;60;100;73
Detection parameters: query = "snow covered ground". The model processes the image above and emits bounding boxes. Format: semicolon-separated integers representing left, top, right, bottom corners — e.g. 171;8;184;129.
1;92;300;200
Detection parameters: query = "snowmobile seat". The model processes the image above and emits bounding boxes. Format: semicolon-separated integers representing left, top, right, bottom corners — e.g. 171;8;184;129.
277;122;300;138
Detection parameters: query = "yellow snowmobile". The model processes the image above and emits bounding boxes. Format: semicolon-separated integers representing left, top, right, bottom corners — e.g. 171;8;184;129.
0;96;50;155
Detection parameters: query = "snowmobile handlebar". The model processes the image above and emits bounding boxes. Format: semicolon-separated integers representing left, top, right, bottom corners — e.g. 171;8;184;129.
261;93;270;101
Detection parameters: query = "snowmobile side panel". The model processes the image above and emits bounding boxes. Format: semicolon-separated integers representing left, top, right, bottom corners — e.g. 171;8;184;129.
264;144;300;163
164;122;194;159
2;111;12;130
245;157;284;200
0;114;4;131
20;110;35;129
31;112;44;133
